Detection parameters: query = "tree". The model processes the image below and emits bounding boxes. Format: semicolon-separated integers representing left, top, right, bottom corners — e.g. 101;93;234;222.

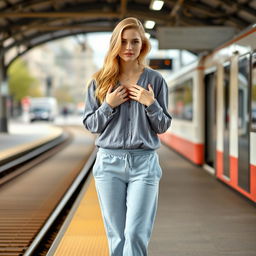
8;58;41;101
8;58;42;116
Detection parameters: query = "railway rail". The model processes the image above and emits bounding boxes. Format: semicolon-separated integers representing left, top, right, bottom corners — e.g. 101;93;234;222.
0;129;71;186
0;126;96;256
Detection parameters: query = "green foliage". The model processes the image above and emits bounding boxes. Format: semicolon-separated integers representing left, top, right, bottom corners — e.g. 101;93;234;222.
8;58;41;101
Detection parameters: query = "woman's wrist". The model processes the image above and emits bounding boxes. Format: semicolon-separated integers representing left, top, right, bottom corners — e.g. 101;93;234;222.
145;98;155;107
105;99;115;109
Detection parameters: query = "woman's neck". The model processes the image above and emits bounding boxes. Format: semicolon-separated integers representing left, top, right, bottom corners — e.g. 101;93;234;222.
120;60;144;75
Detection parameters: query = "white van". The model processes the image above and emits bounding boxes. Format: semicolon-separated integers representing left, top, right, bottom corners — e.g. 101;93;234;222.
29;97;58;122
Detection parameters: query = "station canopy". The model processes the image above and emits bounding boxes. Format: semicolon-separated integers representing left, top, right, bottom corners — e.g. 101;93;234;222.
0;0;256;66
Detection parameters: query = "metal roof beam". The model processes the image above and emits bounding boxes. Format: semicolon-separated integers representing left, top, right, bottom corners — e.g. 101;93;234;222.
184;0;250;25
5;31;85;68
3;25;115;55
0;7;170;43
213;0;255;26
11;25;112;31
165;0;251;28
120;0;128;18
217;0;256;18
0;11;118;18
50;0;62;11
0;0;254;64
165;0;223;17
169;0;184;18
1;0;62;12
2;0;12;6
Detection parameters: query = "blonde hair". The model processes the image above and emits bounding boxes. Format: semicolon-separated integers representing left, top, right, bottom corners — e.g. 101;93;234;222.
90;17;151;104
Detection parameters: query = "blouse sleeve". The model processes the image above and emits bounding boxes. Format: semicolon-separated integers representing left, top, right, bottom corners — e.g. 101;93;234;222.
82;80;118;133
145;77;172;134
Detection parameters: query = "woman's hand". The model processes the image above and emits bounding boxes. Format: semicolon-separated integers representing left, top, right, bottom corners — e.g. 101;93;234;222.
128;84;155;107
105;85;129;108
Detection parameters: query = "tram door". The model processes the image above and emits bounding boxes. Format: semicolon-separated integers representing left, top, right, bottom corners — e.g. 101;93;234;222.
204;72;216;168
238;54;250;192
223;63;231;179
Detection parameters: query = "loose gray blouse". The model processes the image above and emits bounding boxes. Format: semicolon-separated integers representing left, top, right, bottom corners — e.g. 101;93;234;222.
82;67;172;150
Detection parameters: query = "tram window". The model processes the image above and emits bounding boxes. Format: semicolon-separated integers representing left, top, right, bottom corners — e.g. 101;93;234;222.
252;52;256;131
238;55;250;133
169;79;193;121
238;54;250;191
223;62;230;178
223;63;230;129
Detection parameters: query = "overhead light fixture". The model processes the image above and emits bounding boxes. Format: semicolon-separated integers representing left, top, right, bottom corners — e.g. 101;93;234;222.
150;0;164;11
144;20;155;29
3;37;15;47
145;33;151;39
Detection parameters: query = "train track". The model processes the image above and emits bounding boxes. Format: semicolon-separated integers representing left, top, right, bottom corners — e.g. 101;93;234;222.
0;126;96;256
0;129;71;186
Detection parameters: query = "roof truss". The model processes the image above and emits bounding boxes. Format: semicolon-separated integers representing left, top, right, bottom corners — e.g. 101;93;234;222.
0;0;255;66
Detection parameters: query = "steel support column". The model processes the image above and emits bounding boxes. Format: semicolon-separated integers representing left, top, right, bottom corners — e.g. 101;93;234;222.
0;52;8;133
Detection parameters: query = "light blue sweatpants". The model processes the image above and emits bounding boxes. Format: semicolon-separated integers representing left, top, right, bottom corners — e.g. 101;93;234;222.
92;147;162;256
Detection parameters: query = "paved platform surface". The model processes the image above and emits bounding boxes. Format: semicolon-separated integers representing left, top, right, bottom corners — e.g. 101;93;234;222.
0;120;63;162
48;143;256;256
149;144;256;256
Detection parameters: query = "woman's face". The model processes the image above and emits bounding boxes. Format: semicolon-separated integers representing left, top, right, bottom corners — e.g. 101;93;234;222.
118;28;143;63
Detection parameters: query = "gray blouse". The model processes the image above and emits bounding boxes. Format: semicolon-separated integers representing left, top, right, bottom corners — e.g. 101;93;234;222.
82;67;172;150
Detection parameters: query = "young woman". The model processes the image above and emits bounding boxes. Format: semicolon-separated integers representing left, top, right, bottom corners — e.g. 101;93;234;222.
83;17;172;256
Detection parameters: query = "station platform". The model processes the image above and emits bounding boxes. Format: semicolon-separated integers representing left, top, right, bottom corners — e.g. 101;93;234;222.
47;144;256;256
0;120;63;163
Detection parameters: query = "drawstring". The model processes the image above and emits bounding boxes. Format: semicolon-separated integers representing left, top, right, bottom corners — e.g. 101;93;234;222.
124;153;132;170
124;154;128;171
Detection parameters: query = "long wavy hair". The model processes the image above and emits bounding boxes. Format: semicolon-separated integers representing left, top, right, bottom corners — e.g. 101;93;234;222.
90;17;151;104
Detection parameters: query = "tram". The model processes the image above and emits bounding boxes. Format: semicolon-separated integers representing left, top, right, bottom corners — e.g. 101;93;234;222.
159;25;256;202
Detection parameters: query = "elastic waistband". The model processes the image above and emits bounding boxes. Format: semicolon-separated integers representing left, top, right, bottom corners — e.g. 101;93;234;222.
98;147;155;156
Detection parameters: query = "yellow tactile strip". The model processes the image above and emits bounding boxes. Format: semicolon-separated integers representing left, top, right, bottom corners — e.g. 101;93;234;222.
0;126;63;161
53;176;108;256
